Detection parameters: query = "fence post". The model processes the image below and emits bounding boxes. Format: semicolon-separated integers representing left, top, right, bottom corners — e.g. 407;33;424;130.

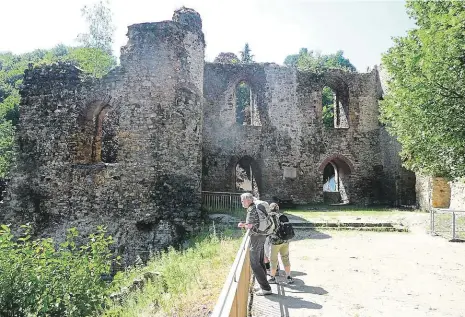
229;194;232;213
431;208;435;236
452;211;456;240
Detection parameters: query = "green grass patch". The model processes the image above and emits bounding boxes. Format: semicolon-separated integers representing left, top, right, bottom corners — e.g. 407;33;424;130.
102;228;243;317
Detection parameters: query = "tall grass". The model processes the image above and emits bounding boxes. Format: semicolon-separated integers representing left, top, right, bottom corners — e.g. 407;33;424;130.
102;227;243;317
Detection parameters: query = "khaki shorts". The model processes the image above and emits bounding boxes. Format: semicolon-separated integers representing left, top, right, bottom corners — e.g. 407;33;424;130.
270;242;290;269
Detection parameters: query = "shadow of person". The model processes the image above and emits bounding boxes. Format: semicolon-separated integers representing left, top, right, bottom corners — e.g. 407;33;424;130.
262;283;325;317
283;270;307;277
283;281;328;296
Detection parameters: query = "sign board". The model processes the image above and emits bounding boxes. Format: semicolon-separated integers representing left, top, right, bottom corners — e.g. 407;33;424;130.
283;167;297;179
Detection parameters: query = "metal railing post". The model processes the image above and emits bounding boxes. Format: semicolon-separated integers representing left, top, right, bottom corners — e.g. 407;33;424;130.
431;208;435;235
452;211;456;240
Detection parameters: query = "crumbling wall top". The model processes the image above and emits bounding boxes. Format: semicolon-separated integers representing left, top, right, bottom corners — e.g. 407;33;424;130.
172;7;202;33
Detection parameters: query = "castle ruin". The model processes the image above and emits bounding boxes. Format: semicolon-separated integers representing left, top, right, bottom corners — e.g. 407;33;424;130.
2;8;416;262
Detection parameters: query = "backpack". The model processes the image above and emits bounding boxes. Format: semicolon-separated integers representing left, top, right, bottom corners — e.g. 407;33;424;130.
255;203;276;235
273;213;295;241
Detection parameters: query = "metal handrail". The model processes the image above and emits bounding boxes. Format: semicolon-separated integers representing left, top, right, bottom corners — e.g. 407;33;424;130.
211;229;251;317
202;191;243;195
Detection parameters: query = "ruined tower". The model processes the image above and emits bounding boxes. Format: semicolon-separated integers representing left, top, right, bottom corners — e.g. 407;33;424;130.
4;8;205;263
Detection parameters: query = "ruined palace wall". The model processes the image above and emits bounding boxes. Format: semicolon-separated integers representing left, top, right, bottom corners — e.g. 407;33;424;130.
5;14;205;264
203;64;386;204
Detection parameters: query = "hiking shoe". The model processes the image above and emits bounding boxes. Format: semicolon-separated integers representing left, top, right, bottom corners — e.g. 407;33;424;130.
268;276;277;284
255;289;272;296
287;276;294;284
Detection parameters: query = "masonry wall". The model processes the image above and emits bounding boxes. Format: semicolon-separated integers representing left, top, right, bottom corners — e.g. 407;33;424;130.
416;176;465;211
202;63;400;204
4;13;205;264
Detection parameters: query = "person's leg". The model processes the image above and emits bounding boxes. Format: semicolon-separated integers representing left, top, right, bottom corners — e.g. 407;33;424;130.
249;235;271;293
280;242;293;283
269;243;281;280
264;236;271;272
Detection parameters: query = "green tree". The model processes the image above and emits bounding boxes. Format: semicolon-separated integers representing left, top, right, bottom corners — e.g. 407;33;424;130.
285;48;356;73
239;43;254;64
380;0;465;178
214;52;240;64
77;0;115;54
76;0;116;77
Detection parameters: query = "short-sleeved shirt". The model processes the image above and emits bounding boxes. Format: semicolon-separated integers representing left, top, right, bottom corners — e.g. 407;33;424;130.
245;203;261;235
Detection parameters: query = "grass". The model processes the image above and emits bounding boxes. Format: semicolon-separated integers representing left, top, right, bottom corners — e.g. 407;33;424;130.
102;227;243;317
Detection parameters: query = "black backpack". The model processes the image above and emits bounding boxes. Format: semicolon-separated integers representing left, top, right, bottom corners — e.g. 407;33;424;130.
274;213;295;241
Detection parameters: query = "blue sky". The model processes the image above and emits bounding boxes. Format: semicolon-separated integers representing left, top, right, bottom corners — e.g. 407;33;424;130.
0;0;416;71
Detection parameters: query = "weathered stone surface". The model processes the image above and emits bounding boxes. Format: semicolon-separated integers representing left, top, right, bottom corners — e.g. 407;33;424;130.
202;64;414;205
3;9;205;265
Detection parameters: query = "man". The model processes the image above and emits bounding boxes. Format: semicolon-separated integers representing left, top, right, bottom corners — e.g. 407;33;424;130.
237;193;272;296
267;203;294;284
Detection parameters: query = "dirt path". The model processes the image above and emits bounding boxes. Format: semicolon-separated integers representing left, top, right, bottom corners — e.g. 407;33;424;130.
252;215;465;317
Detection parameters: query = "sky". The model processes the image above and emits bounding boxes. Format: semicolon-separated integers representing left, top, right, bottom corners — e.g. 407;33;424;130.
0;0;416;71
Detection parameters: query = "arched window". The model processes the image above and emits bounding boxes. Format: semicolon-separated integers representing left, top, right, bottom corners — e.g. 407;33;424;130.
235;81;261;126
321;84;349;129
77;100;118;164
322;86;336;128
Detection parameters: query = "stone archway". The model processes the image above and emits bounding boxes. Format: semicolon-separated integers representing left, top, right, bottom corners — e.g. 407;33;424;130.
318;154;353;203
233;156;262;197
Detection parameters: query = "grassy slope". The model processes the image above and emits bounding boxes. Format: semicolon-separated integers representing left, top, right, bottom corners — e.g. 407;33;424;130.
102;229;243;317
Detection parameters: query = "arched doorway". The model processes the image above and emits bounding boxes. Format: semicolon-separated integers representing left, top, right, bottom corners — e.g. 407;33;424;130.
323;162;338;192
234;156;260;197
319;155;353;203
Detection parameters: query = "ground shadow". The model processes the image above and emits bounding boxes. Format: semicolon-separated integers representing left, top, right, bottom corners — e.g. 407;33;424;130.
285;213;333;241
281;280;328;296
263;283;325;317
282;270;306;278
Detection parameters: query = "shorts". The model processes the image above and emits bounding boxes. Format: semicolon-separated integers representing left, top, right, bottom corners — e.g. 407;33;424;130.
270;242;290;269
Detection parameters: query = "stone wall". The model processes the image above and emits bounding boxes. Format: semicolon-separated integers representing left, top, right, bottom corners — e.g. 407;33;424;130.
3;8;205;264
416;176;465;211
202;63;410;205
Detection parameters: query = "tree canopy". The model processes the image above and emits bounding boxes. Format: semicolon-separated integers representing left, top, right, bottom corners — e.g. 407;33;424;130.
239;43;254;63
213;52;240;64
380;0;465;178
284;48;356;73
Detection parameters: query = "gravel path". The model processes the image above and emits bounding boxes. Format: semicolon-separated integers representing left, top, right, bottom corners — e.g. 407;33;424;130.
252;215;465;317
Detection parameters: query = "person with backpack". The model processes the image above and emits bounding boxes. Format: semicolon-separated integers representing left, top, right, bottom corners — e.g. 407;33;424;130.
237;193;273;296
267;202;295;284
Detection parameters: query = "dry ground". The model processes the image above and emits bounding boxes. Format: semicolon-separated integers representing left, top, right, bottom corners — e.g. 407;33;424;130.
253;213;465;317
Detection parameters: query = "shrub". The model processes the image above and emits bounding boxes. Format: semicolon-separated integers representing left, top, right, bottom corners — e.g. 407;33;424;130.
0;224;114;317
